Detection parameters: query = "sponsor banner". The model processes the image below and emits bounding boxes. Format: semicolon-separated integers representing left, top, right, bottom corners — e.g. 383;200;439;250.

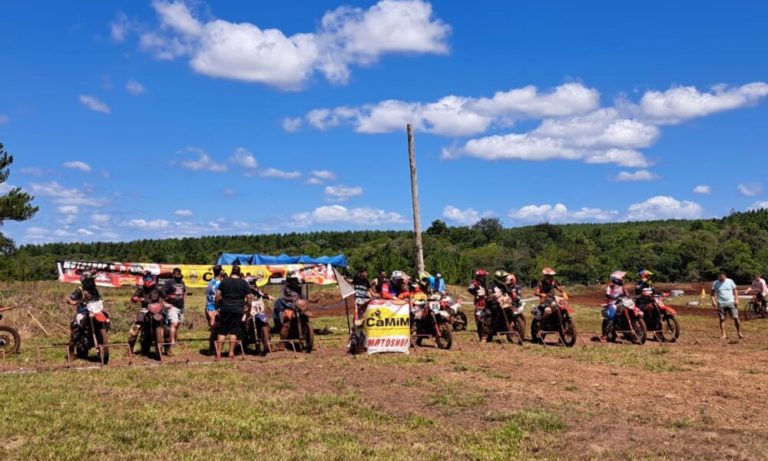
364;299;410;354
56;260;338;288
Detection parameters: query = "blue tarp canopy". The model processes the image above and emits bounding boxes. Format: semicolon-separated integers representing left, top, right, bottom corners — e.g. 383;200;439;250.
216;253;348;267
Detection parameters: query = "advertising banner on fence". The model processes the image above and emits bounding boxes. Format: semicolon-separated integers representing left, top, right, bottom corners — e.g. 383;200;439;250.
56;260;338;288
363;299;411;354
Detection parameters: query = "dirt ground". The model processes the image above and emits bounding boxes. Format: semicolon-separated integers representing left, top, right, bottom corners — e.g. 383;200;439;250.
3;282;768;460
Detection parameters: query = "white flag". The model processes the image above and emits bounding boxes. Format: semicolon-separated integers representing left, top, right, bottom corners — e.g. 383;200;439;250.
333;266;355;299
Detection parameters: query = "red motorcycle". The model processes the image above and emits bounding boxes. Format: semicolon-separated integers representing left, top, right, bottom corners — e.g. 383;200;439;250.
606;298;647;345
531;298;577;347
640;292;680;342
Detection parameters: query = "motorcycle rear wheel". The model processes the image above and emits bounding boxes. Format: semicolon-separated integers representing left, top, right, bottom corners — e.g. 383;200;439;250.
300;320;314;353
744;301;766;320
258;324;272;356
631;318;647;345
659;316;680;342
435;323;452;350
0;325;21;354
98;329;110;365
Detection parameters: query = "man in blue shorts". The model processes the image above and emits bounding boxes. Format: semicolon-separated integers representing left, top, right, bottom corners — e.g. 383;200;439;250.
711;270;743;340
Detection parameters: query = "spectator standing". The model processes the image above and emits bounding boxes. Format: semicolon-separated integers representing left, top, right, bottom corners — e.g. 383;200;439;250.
215;265;252;359
163;267;186;356
711;270;743;340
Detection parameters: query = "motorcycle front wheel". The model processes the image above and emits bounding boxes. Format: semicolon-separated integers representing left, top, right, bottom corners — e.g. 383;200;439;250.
453;311;468;331
560;317;577;347
435;323;452;350
659;316;680;342
0;325;21;354
631;318;647;345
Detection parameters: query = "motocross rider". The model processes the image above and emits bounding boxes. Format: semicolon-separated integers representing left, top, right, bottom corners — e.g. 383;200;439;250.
273;272;303;334
634;270;654;296
744;272;768;311
66;270;103;353
468;269;491;340
162;267;186;356
128;271;163;354
534;267;567;323
601;271;630;340
380;271;410;299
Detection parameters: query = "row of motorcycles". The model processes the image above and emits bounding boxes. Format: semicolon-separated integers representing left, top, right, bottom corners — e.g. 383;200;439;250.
602;292;680;345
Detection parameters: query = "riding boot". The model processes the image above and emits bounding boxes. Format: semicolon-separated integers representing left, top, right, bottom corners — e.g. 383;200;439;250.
277;322;291;351
127;335;137;354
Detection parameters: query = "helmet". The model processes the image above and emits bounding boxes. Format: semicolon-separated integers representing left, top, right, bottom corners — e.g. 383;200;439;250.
474;269;488;278
391;270;406;281
494;270;509;284
506;273;517;285
142;271;157;288
80;270;95;283
610;271;626;285
638;269;653;278
418;271;432;282
542;267;556;276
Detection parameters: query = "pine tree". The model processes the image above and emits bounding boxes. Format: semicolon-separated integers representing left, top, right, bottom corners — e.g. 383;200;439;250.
0;143;39;253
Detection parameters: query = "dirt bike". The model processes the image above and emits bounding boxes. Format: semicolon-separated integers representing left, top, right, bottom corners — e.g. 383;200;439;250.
640;292;680;342
744;295;767;320
242;298;273;356
0;306;21;355
412;297;453;349
439;295;467;331
282;302;314;353
485;298;526;345
530;298;577;347
605;297;647;345
69;300;110;364
138;301;169;359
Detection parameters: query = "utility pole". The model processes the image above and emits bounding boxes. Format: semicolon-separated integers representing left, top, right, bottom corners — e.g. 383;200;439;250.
407;124;425;274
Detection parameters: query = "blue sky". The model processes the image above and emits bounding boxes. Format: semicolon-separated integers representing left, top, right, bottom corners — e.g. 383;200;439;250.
1;0;767;244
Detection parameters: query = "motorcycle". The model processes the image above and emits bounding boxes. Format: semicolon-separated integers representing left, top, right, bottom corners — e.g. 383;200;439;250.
530;298;577;347
242;298;273;356
439;295;468;331
641;292;680;342
744;295;767;320
412;296;453;349
138;300;169;359
0;306;21;355
282;301;314;353
605;297;647;345
486;297;526;345
69;300;110;364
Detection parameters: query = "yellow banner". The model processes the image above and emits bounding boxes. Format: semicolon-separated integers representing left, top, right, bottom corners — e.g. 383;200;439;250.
364;299;411;354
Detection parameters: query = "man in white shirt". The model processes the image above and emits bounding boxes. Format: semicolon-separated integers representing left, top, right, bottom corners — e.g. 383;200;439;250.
711;270;743;340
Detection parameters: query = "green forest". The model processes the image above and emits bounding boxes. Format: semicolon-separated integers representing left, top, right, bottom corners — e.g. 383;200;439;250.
2;209;767;285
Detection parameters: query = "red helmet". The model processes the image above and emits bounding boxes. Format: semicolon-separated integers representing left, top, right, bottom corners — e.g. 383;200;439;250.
142;272;157;288
474;269;488;278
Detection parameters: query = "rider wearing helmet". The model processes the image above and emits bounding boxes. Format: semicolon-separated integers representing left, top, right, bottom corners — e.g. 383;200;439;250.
535;267;565;300
601;271;630;340
128;271;162;354
468;269;491;339
273;272;303;334
66;270;103;353
635;270;654;296
381;270;408;299
433;272;446;294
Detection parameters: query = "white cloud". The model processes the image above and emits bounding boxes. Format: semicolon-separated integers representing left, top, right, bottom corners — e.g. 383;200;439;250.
626;196;703;221
222;188;236;197
259;168;301;179
91;213;110;224
126;79;146;95
20;167;45;176
749;200;768;211
311;170;336;181
508;203;618;223
29;181;107;207
57;205;79;215
110;12;130;42
442;206;494;226
0;114;9;125
62;160;92;172
128;0;449;90
737;182;762;197
282;117;302;132
25;227;48;237
179;148;228;172
583;149;649;168
127;218;170;230
79;95;111;114
174;209;193;217
292;204;406;227
229;147;258;169
324;185;363;201
77;228;95;236
0;183;15;194
470;83;600;119
693;185;711;195
613;170;659;181
640;82;768;124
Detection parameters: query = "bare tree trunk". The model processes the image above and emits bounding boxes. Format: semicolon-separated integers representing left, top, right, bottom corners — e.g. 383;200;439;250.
407;124;425;274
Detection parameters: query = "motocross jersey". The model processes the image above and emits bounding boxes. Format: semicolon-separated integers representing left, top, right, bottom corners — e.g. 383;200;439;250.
605;284;627;302
536;278;561;297
132;286;161;309
634;280;654;296
164;279;186;309
206;278;221;310
69;286;101;313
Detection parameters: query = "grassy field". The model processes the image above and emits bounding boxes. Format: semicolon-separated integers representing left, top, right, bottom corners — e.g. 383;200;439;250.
2;282;768;460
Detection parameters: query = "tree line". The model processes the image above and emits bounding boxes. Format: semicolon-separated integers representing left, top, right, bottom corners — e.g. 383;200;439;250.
2;209;767;286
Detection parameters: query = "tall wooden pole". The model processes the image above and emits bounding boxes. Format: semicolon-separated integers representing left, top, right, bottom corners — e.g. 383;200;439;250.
407;124;425;274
